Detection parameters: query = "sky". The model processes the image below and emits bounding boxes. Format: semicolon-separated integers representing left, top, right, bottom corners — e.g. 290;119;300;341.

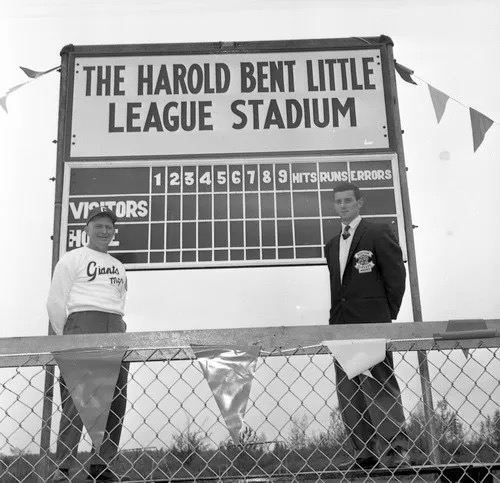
1;0;500;339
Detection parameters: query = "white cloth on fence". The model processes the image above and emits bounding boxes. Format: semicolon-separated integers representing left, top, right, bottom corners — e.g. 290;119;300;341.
322;338;387;379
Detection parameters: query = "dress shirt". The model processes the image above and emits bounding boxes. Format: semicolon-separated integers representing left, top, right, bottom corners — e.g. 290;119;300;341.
339;215;362;281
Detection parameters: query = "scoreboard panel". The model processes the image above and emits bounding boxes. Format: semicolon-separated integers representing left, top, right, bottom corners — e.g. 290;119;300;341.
61;154;406;269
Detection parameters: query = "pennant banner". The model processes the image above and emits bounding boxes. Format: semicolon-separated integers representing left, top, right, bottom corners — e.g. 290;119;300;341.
470;108;494;152
396;61;497;153
54;347;127;452
1;65;59;113
394;61;417;85
428;85;450;123
19;65;59;79
192;345;260;444
322;339;387;379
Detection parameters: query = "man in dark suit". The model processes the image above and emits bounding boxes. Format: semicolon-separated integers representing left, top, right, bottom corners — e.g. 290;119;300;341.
324;181;409;469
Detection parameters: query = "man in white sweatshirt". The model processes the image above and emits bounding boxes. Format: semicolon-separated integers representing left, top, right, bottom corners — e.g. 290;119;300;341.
47;207;129;482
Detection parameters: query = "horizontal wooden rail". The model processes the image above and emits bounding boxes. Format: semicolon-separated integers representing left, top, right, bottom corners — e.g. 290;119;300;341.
0;320;498;367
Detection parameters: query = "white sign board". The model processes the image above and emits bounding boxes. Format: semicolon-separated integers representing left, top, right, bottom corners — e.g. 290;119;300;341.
69;49;389;157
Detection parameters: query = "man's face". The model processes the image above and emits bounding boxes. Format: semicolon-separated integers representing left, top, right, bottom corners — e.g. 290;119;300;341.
85;215;115;252
333;190;363;224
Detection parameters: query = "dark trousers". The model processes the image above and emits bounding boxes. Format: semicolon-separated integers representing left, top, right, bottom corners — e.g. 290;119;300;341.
56;311;129;469
335;352;408;458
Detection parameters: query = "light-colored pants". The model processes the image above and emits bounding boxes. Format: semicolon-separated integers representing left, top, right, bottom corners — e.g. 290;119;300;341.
335;352;408;458
56;311;129;469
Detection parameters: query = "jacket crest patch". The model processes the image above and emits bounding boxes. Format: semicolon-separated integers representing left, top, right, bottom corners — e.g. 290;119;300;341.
354;250;375;273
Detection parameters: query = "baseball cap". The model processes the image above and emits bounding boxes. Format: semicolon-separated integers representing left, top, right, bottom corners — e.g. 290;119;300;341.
86;207;117;225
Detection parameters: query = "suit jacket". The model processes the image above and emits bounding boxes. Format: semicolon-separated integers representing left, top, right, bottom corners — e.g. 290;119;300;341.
324;219;406;324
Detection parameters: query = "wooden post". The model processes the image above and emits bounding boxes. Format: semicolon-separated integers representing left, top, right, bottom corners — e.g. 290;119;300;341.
39;45;72;482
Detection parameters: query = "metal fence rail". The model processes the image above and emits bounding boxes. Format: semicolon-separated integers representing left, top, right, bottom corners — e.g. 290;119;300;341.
1;321;499;482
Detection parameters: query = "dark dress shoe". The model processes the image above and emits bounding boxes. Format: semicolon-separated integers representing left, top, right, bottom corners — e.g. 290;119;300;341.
52;468;70;482
86;465;131;481
379;448;410;468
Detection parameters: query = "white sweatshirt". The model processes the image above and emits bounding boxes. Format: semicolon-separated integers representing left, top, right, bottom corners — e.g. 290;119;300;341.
47;247;127;335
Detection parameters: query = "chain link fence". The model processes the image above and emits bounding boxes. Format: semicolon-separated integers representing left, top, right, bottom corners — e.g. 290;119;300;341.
1;323;499;482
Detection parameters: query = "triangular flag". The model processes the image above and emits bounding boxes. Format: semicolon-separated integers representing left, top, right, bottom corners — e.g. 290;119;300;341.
20;65;59;79
0;96;8;113
0;82;26;113
192;345;259;444
1;81;30;112
470;108;494;152
322;339;387;379
428;85;450;123
394;61;417;85
54;347;127;452
1;66;58;115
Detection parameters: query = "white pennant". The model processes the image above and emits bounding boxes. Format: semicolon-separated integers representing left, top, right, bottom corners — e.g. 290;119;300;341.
322;339;387;379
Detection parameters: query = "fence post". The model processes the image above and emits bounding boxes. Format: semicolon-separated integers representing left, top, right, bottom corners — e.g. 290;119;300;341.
39;366;55;481
39;46;71;482
416;351;441;462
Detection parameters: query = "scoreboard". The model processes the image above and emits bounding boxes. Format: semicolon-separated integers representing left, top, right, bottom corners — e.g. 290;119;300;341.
61;154;406;269
56;37;411;271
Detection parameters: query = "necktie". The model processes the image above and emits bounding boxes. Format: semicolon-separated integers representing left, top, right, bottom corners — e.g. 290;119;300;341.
342;225;351;240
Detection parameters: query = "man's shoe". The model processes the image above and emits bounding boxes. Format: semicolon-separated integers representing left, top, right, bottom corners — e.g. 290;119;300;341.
52;468;70;482
336;455;378;471
86;465;131;482
379;447;410;468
